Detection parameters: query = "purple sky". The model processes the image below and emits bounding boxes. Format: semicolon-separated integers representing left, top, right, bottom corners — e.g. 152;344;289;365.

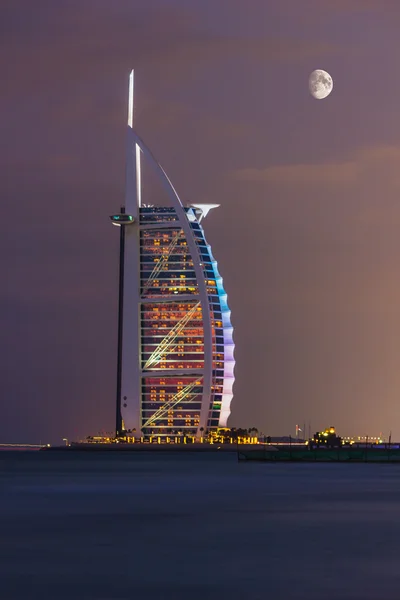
2;0;400;443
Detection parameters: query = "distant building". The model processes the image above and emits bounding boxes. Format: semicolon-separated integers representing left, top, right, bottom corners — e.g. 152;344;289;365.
110;72;235;439
311;426;341;448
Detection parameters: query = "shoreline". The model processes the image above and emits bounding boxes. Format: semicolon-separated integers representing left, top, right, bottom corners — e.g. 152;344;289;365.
40;443;249;452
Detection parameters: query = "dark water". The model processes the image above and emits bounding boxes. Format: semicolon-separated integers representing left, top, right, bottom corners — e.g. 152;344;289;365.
1;451;400;599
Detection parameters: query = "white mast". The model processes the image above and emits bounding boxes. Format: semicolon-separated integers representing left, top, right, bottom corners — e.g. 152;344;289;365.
118;70;142;435
126;69;141;210
128;70;134;128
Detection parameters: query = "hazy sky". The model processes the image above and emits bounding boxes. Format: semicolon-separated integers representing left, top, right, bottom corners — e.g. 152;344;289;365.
2;0;400;444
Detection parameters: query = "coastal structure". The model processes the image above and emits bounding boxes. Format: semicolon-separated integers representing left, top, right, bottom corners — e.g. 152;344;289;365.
110;71;234;439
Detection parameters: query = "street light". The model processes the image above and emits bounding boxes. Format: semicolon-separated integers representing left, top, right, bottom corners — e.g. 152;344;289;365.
62;438;68;446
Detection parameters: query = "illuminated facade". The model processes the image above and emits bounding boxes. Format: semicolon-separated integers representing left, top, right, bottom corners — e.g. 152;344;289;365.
111;72;234;438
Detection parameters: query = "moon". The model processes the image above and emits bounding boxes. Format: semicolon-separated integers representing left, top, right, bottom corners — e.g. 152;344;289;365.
309;69;333;100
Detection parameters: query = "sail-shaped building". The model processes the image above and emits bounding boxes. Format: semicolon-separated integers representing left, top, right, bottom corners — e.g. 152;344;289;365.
110;72;234;439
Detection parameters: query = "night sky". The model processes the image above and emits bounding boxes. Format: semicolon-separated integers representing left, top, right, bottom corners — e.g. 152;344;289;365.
2;0;400;444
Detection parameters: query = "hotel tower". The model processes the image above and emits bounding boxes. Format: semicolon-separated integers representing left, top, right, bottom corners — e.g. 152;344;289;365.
110;71;234;439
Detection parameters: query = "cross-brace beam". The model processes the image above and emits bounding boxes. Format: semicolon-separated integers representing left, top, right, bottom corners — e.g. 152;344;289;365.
141;229;182;296
142;301;201;370
142;377;203;428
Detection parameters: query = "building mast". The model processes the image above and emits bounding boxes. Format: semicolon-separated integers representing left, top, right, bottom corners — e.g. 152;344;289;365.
111;70;142;437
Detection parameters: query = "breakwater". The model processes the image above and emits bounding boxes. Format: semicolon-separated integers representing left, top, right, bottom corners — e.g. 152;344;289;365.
239;446;400;462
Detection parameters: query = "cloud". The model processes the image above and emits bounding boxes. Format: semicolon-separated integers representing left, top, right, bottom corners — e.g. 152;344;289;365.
315;0;400;12
235;160;357;185
277;0;400;17
233;145;400;188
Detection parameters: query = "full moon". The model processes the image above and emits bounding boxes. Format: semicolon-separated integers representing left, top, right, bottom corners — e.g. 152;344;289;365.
309;69;333;100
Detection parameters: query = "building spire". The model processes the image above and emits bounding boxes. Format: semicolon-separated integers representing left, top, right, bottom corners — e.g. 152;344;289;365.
125;69;141;211
128;69;134;128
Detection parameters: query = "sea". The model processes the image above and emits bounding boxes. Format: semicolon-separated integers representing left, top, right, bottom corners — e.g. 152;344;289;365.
1;450;400;600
